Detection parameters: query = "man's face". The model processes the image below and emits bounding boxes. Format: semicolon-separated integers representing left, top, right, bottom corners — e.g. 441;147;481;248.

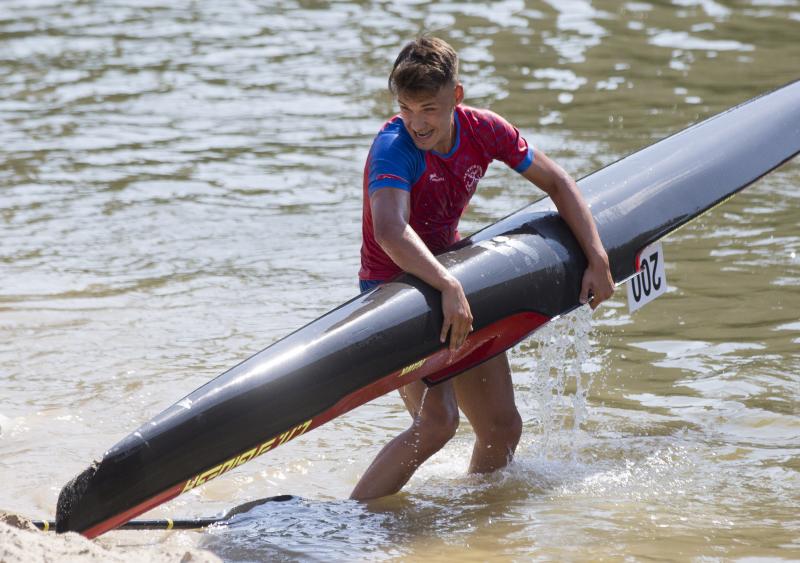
397;83;464;153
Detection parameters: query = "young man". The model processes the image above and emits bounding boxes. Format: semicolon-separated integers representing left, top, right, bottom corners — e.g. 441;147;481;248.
352;37;614;500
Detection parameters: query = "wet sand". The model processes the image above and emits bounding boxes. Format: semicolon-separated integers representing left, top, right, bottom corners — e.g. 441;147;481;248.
0;511;220;563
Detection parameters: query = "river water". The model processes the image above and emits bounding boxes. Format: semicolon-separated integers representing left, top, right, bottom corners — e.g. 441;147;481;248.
1;1;798;561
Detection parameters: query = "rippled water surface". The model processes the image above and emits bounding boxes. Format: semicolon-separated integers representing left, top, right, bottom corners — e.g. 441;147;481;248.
1;1;798;561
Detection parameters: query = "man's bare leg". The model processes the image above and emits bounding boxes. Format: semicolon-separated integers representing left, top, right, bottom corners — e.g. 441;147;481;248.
350;379;459;500
453;352;522;473
350;353;519;499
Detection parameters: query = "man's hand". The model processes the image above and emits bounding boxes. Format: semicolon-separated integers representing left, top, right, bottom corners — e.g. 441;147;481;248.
370;188;475;350
579;257;615;310
440;277;474;352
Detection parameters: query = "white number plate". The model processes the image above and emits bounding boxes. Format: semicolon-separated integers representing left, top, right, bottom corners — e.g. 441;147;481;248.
627;242;668;313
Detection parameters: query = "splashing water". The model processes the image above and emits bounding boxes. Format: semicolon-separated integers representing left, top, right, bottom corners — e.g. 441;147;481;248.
512;306;598;462
410;386;430;459
416;387;429;421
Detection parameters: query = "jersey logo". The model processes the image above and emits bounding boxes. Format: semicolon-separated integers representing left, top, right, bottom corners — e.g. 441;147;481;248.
464;164;484;194
429;173;445;182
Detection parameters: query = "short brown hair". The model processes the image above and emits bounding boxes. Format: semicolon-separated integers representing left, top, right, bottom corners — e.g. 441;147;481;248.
388;36;459;97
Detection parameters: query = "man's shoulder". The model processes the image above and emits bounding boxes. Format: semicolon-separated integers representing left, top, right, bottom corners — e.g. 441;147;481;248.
458;105;508;130
377;115;406;135
457;105;530;168
371;116;419;158
365;116;425;191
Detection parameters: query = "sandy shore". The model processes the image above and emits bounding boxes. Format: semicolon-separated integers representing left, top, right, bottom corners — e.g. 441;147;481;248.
0;511;221;563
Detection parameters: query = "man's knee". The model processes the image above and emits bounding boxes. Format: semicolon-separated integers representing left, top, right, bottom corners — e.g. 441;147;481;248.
413;400;459;451
475;408;522;446
507;409;523;444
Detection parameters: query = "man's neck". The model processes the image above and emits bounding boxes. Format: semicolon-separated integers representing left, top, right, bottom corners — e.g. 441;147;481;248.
436;108;458;154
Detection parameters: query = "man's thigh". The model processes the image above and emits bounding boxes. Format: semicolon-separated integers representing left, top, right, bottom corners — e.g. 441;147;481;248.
452;352;517;429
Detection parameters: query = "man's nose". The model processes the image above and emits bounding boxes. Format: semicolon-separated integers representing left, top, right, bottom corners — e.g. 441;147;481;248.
409;113;426;131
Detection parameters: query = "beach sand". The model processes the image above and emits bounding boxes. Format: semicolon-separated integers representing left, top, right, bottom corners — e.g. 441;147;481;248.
0;511;221;563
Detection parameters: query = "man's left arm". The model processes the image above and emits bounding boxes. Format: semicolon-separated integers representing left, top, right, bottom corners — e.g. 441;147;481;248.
521;150;614;309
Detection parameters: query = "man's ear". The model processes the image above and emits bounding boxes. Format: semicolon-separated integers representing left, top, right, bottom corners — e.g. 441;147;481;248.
454;83;464;105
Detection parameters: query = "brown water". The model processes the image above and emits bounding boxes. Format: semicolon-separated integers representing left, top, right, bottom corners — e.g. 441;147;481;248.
1;1;798;561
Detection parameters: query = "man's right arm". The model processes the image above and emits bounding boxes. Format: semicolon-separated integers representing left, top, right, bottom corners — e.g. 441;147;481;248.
370;187;473;352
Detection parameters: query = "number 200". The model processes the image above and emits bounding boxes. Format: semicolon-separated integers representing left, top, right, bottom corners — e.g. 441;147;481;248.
631;251;662;302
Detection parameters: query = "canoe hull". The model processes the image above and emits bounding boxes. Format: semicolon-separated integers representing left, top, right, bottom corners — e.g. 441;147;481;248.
56;80;800;537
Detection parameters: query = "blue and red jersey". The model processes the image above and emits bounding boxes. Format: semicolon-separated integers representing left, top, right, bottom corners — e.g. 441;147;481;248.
359;105;535;281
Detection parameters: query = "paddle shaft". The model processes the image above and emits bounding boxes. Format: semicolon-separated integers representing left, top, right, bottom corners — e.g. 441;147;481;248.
34;494;294;532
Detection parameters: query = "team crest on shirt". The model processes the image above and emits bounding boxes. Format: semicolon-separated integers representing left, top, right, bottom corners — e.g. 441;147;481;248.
464;164;484;194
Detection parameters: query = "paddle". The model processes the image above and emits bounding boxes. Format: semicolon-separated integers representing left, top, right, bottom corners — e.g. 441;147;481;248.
33;494;294;532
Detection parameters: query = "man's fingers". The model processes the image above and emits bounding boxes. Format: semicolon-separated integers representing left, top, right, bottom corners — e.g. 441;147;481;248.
442;313;466;349
579;279;591;305
586;280;614;310
440;281;473;351
449;320;463;351
585;289;595;309
440;318;451;344
452;320;474;351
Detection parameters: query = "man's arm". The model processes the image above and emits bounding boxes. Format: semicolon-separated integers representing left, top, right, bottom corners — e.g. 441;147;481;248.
370;187;473;351
521;150;615;309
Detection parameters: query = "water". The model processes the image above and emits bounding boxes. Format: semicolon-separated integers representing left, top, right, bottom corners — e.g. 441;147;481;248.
1;1;799;560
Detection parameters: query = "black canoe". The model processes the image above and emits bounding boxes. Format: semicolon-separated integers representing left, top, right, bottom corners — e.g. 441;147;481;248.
56;80;800;537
